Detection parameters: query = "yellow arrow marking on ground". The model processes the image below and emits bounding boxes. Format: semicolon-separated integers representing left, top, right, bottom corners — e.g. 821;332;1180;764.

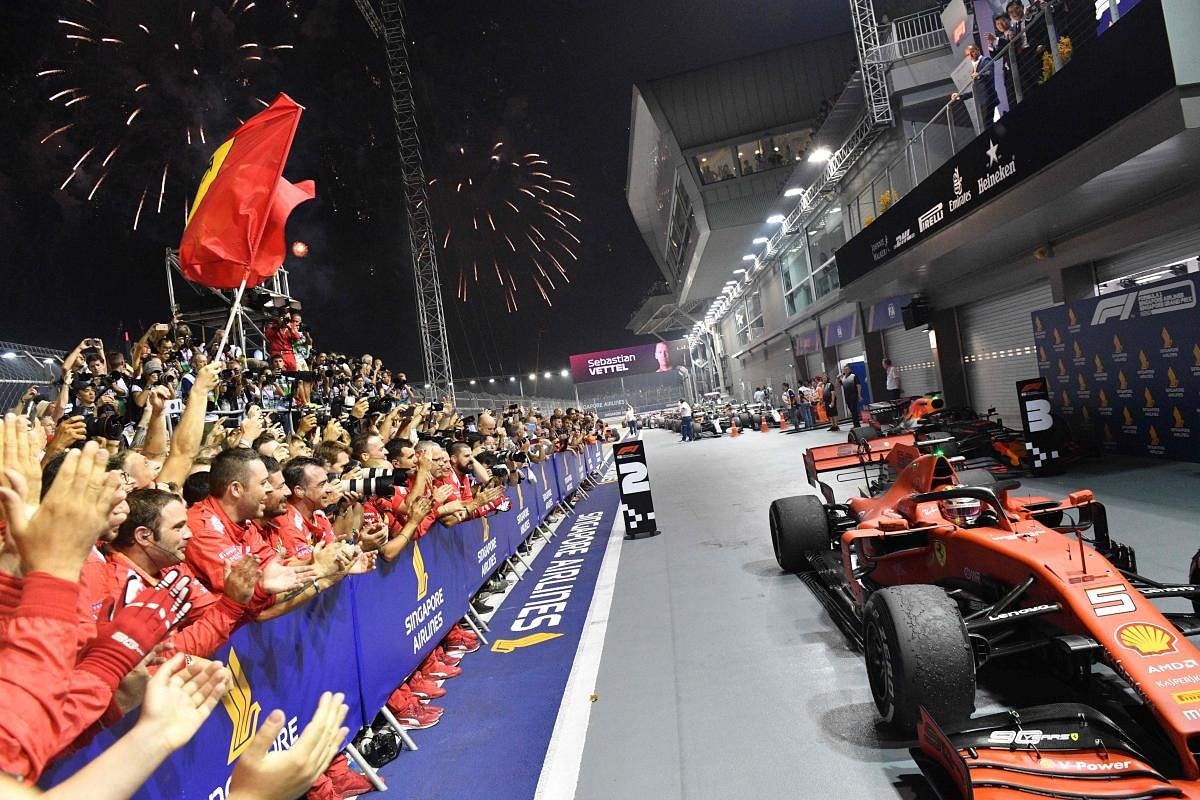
490;632;564;653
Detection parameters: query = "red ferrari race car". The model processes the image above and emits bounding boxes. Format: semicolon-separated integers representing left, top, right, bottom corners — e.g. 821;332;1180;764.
771;442;1200;799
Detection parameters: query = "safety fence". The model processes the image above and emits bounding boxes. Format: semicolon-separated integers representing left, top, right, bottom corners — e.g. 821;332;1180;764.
44;442;614;799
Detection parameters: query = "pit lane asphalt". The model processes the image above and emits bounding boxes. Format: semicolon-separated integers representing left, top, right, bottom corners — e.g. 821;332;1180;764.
573;425;1200;800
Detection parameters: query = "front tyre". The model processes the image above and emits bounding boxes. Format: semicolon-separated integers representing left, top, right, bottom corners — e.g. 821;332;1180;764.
769;495;830;572
863;585;975;733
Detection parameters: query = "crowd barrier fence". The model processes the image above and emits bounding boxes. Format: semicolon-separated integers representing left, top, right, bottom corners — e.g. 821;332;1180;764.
44;443;613;799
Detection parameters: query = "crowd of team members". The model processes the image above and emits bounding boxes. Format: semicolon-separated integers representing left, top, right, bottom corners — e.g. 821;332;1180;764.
0;315;612;799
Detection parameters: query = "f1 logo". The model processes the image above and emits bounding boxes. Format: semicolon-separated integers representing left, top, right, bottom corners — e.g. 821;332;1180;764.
1091;293;1137;325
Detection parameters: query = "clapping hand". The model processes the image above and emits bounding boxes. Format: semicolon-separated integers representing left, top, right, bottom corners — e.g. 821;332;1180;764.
227;692;349;800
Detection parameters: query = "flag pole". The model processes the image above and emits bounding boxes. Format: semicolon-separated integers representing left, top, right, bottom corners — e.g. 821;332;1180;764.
213;270;251;361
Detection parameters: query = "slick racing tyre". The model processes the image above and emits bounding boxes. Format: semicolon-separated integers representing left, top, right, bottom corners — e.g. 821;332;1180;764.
671;420;681;433
864;585;975;734
1191;550;1200;615
738;413;753;430
769;495;830;573
849;425;879;446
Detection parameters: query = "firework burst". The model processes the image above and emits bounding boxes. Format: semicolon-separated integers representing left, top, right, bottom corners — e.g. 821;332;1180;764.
35;0;295;231
428;141;581;313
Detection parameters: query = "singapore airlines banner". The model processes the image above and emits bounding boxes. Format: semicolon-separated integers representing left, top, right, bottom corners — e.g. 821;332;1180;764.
1031;274;1199;462
569;339;686;384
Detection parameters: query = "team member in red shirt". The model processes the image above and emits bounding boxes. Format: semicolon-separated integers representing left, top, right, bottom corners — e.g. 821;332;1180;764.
104;488;262;658
185;448;319;619
0;440;190;782
264;310;303;371
439;442;508;526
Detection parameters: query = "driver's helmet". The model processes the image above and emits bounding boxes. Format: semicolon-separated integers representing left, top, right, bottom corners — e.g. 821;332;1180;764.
940;496;982;527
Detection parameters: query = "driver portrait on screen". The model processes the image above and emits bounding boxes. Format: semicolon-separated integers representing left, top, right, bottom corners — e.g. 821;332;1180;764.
655;342;673;372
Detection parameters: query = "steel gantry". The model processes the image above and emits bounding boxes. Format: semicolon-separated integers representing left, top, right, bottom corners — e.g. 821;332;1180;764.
357;0;455;400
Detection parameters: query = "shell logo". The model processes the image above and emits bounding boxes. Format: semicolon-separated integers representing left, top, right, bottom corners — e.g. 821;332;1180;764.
1117;622;1177;656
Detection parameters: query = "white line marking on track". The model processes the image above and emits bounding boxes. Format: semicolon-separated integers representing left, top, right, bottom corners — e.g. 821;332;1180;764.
533;464;625;800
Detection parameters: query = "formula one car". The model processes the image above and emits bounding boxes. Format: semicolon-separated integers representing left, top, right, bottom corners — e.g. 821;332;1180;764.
851;393;1075;478
770;442;1200;799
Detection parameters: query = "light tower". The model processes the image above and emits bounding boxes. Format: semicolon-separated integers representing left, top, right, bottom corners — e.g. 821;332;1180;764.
357;0;455;400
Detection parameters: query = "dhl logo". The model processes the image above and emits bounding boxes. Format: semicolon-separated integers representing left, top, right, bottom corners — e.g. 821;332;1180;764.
221;648;262;765
1162;328;1174;349
1144;387;1155;409
615;444;641;456
1117;622;1176;656
1139;351;1151;371
412;539;429;601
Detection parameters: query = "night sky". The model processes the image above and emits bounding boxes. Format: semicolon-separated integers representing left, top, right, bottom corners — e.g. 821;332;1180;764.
0;0;851;379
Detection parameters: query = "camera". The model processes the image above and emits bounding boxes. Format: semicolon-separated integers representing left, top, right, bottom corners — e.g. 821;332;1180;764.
368;396;397;415
340;467;396;498
429;402;445;412
75;408;123;441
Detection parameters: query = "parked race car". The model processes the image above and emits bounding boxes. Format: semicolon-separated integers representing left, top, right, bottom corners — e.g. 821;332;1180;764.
770;442;1200;799
851;393;1082;477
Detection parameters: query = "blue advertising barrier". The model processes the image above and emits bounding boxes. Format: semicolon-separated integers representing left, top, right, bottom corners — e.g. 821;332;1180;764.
43;444;608;799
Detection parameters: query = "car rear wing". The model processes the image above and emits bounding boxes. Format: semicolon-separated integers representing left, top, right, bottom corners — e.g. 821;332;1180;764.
802;433;917;485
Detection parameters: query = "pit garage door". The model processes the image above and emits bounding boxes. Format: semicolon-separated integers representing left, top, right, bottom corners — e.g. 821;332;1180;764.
883;325;937;396
958;281;1054;427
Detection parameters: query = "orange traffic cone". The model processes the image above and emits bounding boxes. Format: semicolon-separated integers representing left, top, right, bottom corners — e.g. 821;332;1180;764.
779;413;790;431
760;415;769;433
730;417;740;437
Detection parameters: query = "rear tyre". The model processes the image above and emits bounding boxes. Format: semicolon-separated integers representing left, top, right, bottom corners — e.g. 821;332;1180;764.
738;413;753;430
849;425;879;445
769;495;830;572
864;585;975;733
1191;551;1200;615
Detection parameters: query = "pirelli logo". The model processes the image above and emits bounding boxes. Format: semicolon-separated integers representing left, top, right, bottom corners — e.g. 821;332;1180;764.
1172;690;1200;706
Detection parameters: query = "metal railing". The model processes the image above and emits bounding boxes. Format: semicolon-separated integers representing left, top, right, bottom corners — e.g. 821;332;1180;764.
869;7;951;63
846;0;1097;237
0;341;67;416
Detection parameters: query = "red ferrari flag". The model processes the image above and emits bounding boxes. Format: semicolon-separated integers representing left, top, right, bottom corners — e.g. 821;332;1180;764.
179;93;315;289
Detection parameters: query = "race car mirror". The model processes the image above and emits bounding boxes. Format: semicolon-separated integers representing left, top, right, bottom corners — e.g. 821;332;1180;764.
1016;377;1062;475
614;440;661;539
